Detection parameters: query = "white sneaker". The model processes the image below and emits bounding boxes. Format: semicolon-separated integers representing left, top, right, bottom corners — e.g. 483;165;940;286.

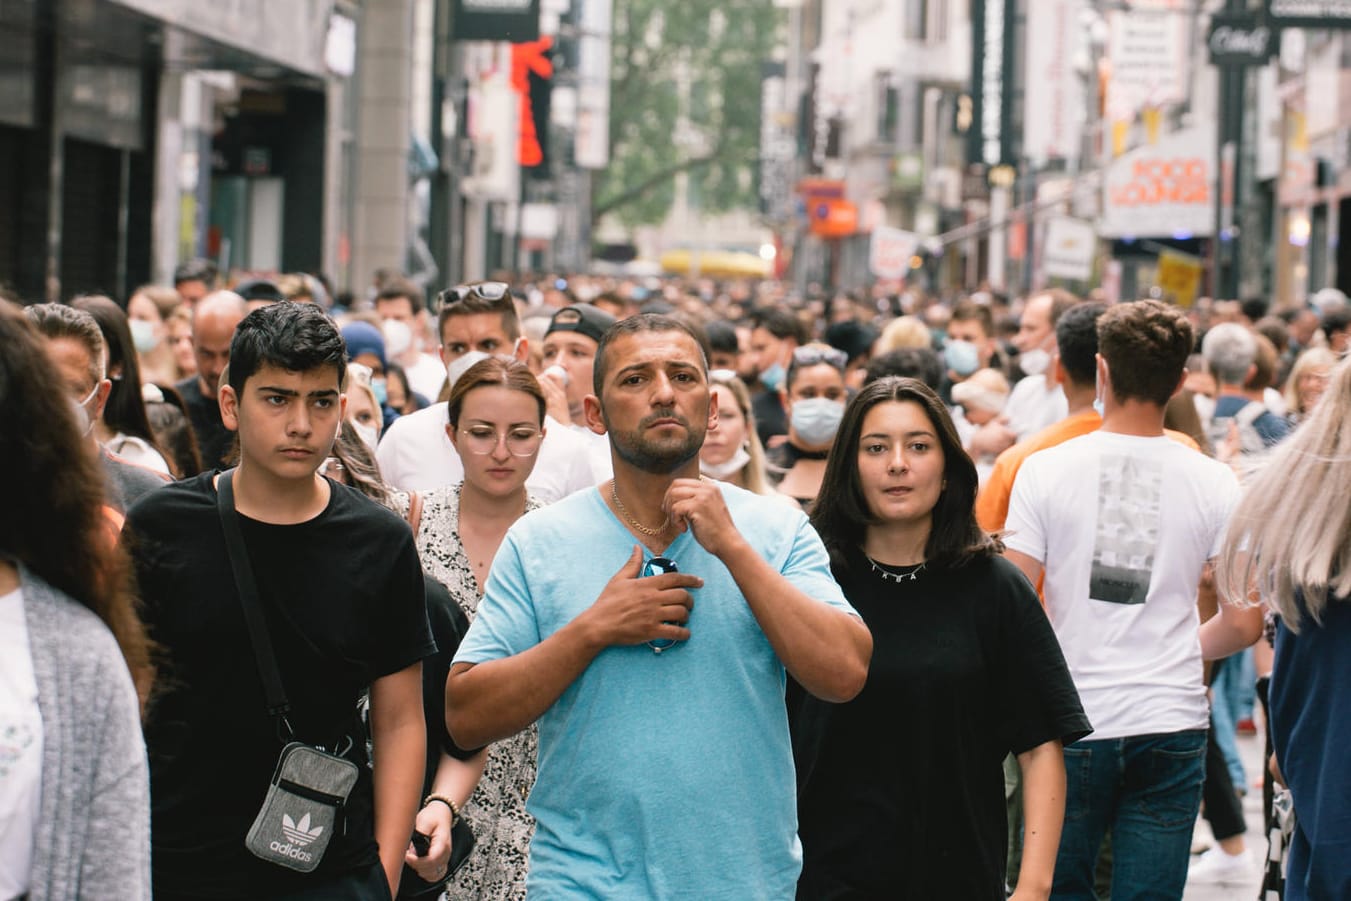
1187;846;1254;884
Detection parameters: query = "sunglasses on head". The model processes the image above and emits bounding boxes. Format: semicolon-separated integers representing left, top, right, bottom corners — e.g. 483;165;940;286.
791;345;848;371
433;281;513;313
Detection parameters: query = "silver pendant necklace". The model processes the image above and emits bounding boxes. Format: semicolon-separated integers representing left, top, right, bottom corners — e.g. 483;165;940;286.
865;555;926;583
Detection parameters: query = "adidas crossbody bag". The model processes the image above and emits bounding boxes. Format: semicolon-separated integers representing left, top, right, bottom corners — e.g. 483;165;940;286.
217;470;360;873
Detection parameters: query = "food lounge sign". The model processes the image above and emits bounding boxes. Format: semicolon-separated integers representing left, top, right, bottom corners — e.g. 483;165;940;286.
1100;124;1216;238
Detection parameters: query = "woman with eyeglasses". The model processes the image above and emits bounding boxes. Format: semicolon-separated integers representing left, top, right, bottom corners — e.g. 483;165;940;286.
768;343;850;510
794;377;1089;901
407;356;546;900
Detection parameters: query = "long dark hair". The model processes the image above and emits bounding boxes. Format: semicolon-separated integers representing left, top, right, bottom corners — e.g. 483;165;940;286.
811;376;1001;574
0;304;153;698
70;294;162;449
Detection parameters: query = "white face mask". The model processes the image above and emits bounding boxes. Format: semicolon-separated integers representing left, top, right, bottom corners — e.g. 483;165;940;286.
130;318;159;354
701;446;752;480
1019;347;1051;377
446;351;491;389
70;384;99;437
352;420;379;454
383;319;413;358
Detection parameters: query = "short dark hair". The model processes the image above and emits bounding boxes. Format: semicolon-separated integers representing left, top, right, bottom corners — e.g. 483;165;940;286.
704;319;740;356
748;306;807;345
592;313;709;397
1240;297;1270;322
1055;302;1107;387
376;279;426;315
227;301;348;395
1098;300;1193;407
436;282;521;345
173;258;217;286
811;377;1001;575
862;347;944;390
950;300;994;338
1322;306;1351;340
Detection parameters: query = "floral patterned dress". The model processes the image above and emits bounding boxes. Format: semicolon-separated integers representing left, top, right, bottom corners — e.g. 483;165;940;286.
413;483;541;901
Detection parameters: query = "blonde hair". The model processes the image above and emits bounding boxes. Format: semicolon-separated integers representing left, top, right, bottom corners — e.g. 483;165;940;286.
708;372;773;495
874;316;931;354
1218;354;1351;631
1283;346;1337;421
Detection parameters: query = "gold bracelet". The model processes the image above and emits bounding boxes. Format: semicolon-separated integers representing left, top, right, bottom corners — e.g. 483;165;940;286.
422;793;460;826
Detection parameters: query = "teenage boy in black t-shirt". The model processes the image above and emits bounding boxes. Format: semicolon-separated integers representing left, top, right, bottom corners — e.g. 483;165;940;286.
126;301;435;900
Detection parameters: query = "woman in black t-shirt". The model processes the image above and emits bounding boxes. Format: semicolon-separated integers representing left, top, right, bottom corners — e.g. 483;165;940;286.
797;377;1090;901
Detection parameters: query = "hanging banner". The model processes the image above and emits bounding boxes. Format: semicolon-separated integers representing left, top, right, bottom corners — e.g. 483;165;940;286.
452;0;540;42
1042;216;1097;281
1105;8;1190;155
1023;0;1086;167
1101;123;1216;238
869;227;920;280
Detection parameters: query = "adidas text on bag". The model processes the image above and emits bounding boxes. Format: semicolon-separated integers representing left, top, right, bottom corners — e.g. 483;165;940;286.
245;742;359;873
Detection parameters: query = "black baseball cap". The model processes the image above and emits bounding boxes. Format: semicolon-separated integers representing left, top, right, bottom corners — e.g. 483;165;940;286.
545;303;617;346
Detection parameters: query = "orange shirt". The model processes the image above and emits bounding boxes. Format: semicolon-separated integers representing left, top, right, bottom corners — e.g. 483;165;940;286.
976;410;1201;532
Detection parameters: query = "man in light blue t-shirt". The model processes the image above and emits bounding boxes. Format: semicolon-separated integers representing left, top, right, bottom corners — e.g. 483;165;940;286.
448;314;872;899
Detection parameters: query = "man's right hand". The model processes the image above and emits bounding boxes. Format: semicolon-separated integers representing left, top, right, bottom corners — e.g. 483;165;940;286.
581;545;701;648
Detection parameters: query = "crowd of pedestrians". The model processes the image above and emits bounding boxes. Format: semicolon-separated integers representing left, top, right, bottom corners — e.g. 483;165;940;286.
3;264;1350;901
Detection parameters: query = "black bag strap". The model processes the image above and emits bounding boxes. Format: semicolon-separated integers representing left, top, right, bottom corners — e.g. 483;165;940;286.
216;469;294;735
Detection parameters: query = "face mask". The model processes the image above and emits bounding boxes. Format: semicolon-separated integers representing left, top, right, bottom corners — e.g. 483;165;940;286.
760;362;786;392
791;397;846;446
944;340;980;377
1093;373;1106;418
70;384;99;437
371;377;388;406
353;420;379;454
446;350;490;390
701;446;751;480
382;319;413;358
1019;347;1051;377
130;319;159;354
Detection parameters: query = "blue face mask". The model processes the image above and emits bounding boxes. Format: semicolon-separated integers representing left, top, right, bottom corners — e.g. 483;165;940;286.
1093;372;1105;418
791;397;846;447
944;339;980;377
760;362;786;392
372;377;388;406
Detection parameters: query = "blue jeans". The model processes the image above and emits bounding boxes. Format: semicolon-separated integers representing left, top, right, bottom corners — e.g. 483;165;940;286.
1210;651;1253;789
1051;729;1207;901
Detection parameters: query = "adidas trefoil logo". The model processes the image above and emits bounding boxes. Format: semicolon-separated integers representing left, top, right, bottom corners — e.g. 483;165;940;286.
281;812;324;847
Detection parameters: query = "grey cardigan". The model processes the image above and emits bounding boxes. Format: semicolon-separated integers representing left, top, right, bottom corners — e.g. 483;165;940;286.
21;567;151;901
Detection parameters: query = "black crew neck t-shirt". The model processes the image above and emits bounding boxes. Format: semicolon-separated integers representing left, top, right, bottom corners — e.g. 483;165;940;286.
793;551;1090;901
126;472;436;899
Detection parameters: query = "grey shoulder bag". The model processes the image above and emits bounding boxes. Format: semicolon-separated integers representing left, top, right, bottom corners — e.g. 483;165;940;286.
217;470;360;873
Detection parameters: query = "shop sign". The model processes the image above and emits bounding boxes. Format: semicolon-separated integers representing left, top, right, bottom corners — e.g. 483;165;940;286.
869;227;920;279
1101;124;1216;237
1208;12;1278;66
1268;0;1351;29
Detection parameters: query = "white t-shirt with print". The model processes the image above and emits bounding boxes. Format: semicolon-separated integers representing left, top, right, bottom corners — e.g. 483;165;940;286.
1004;431;1240;741
0;587;42;898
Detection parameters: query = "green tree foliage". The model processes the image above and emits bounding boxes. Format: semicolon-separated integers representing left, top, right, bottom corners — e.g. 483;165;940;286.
593;0;780;227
